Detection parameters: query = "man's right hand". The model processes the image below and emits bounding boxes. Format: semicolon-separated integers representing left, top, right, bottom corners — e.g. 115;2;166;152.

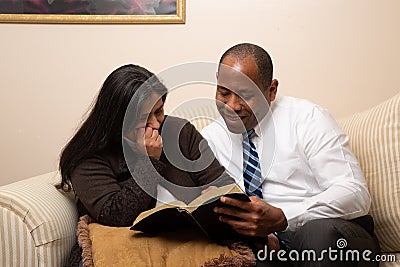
213;196;287;238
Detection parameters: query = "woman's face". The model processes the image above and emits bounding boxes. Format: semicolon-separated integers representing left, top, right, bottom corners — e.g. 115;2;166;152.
136;93;165;131
125;93;165;146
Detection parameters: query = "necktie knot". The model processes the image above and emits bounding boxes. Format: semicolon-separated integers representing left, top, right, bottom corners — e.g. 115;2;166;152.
244;128;255;140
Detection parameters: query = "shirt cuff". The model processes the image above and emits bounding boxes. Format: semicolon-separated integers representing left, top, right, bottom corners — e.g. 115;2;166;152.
280;202;309;231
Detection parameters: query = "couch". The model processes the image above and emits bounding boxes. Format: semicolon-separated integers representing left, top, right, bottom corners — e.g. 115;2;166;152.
1;93;399;266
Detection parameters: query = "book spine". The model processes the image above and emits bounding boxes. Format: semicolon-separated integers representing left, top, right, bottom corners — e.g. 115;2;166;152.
177;208;211;239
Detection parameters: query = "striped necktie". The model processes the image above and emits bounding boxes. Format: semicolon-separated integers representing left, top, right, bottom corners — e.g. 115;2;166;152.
243;129;285;249
242;128;263;199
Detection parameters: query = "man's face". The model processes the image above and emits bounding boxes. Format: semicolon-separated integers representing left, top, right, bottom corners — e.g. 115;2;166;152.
216;55;276;134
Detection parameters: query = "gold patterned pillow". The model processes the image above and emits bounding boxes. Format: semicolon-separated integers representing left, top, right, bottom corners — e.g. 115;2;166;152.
77;215;256;267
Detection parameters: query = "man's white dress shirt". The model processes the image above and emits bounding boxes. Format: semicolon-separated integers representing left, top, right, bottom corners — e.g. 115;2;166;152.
201;95;371;231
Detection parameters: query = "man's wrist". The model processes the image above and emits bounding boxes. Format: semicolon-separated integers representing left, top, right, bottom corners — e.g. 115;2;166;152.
275;208;288;232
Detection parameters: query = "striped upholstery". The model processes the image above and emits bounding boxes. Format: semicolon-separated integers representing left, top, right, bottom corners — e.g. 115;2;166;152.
167;98;220;131
337;93;400;254
0;172;78;267
1;208;37;266
379;254;400;267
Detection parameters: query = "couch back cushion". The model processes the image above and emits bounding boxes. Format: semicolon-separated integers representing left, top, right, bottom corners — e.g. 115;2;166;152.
167;98;220;131
337;93;400;252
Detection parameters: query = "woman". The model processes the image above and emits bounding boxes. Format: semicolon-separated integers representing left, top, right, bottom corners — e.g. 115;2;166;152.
59;64;232;266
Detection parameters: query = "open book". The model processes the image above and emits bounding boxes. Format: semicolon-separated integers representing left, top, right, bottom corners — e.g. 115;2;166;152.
131;183;250;241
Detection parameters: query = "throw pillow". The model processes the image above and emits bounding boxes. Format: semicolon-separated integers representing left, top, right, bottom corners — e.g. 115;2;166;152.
337;93;400;252
77;215;256;267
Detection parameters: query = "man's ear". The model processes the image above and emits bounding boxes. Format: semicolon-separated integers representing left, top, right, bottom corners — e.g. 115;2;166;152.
268;79;279;101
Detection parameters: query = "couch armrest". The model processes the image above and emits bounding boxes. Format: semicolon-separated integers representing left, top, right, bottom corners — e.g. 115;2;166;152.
0;171;78;267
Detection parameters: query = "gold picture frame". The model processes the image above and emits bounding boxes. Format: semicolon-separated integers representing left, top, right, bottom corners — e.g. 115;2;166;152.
0;0;185;24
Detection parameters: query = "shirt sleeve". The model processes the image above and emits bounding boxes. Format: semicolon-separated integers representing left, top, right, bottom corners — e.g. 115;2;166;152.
280;106;371;230
71;155;164;227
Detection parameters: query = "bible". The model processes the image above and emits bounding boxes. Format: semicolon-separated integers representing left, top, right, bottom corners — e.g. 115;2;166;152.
131;183;250;241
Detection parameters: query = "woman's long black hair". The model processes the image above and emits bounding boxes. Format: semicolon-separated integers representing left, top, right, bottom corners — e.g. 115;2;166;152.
58;64;167;191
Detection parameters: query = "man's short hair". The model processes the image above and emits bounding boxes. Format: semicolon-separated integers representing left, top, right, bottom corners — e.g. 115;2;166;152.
219;43;273;89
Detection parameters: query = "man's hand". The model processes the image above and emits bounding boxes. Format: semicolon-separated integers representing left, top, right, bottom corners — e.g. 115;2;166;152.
213;196;287;237
267;233;280;251
135;127;162;160
253;233;281;254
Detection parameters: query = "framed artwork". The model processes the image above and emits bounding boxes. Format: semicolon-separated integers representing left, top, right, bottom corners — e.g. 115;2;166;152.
0;0;185;24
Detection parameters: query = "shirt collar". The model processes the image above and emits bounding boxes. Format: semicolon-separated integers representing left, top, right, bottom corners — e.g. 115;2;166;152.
253;108;273;139
253;122;261;138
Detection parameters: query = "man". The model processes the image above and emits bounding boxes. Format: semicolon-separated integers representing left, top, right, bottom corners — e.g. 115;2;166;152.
201;43;380;266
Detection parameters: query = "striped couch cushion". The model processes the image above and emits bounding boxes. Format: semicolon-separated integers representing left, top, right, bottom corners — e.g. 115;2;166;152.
0;172;78;267
167;98;220;131
0;208;37;266
380;253;400;267
337;93;400;252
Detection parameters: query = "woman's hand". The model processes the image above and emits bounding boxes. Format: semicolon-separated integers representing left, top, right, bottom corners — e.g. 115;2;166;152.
135;127;163;160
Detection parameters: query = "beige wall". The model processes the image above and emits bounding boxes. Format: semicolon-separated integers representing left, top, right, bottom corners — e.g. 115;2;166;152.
1;0;399;185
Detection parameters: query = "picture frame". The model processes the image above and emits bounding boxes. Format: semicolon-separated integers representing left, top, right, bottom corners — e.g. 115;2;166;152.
0;0;185;24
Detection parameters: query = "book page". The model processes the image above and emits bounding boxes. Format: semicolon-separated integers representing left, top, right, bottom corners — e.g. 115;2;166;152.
131;206;197;234
187;183;246;212
133;200;187;225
